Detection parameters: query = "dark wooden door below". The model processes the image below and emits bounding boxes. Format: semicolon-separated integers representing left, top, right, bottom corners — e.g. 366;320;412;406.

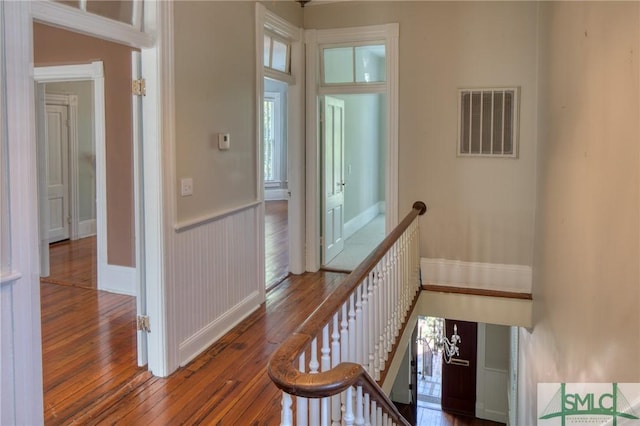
441;319;477;416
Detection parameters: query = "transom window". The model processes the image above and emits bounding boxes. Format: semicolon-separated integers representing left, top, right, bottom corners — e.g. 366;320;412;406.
322;44;386;85
264;32;291;75
54;0;143;29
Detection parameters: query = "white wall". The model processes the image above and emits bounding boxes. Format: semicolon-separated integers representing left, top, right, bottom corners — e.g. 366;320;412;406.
518;3;640;424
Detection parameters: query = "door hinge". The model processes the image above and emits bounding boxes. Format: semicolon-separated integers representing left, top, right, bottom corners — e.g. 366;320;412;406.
132;78;146;96
320;236;324;247
137;315;151;332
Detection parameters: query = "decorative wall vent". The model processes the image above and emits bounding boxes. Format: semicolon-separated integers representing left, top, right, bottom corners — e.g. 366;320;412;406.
458;88;519;157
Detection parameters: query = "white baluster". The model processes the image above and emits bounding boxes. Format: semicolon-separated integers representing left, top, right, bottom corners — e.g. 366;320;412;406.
355;283;363;365
382;412;388;426
331;314;341;426
364;393;371;426
355;386;364;426
341;303;349;364
297;353;308;426
309;338;319;425
376;405;383;426
370;401;377;426
344;387;355;426
321;325;331;426
361;279;369;374
282;391;293;426
367;273;375;375
348;293;356;363
377;260;386;373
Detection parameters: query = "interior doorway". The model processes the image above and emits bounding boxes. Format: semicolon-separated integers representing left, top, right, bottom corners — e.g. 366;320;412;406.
322;93;387;270
264;78;290;289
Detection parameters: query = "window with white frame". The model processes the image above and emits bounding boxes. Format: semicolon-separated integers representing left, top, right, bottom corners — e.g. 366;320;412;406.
263;92;282;185
53;0;143;29
458;88;519;157
264;32;291;75
321;44;386;85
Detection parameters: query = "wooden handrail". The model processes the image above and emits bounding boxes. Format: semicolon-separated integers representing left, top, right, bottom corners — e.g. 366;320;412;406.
268;201;427;425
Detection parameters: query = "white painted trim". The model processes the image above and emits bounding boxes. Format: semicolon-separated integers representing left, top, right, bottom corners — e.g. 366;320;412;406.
131;50;147;367
305;23;399;272
31;1;152;49
0;271;23;287
178;290;262;367
78;219;96;237
100;264;136;296
343;202;381;240
265;188;288;201
141;0;173;376
174;200;262;232
420;258;533;294
3;1;45;423
33;62;104;82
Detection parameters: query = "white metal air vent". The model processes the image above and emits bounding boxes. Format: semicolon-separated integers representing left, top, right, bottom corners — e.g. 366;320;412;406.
458;88;519;158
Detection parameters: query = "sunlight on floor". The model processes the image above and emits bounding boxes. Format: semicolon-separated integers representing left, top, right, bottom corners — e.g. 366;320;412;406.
325;215;385;270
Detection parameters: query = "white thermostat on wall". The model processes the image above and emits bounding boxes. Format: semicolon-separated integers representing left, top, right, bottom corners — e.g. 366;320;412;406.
218;133;230;150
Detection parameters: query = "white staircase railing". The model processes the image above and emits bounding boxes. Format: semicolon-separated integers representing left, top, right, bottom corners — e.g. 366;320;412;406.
268;202;427;426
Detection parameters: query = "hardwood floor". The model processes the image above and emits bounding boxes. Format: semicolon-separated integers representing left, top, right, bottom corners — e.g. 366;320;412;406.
42;271;348;425
41;236;97;289
265;200;288;288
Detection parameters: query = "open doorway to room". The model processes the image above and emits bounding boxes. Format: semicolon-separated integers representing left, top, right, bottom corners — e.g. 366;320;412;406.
32;23;145;423
39;81;98;289
264;78;289;289
322;92;386;270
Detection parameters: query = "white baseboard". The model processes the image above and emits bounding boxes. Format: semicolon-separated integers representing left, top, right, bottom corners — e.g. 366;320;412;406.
344;202;383;240
98;264;136;296
264;188;288;201
178;290;262;366
78;219;96;238
420;258;532;294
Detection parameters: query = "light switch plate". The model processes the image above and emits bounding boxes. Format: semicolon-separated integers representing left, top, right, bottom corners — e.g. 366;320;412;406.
181;178;193;196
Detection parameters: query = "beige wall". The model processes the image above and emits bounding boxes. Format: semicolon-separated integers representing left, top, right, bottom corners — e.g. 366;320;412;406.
174;1;258;222
518;2;640;424
34;23;136;267
305;2;538;266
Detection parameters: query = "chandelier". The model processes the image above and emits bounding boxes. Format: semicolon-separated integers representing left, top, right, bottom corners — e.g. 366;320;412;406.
416;318;462;365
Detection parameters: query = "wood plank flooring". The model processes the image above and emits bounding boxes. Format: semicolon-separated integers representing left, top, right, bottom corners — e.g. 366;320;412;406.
42;271;349;425
265;200;288;288
42;236;97;289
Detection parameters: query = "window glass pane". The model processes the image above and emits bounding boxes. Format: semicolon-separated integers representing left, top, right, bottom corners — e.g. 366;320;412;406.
355;45;386;83
271;39;288;73
86;1;134;25
264;35;271;67
264;100;276;181
323;47;354;84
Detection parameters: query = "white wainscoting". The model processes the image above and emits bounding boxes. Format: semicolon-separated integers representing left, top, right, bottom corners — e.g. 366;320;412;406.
420;258;532;294
344;201;384;240
174;205;262;367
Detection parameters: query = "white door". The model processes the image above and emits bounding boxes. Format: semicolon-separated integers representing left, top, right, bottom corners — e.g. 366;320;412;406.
46;104;70;243
132;51;147;367
322;96;346;264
